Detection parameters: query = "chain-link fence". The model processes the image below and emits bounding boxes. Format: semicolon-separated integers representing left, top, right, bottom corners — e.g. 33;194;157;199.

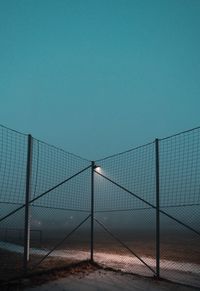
0;126;27;280
94;127;200;288
159;129;200;286
0;124;199;288
0;125;92;282
94;142;157;278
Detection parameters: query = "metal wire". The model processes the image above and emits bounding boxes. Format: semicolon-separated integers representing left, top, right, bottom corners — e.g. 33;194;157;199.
0;125;91;281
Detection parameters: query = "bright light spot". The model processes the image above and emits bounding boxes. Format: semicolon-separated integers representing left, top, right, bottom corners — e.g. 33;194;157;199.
94;165;103;174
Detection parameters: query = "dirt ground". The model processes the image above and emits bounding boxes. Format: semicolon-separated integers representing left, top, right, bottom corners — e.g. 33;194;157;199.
0;261;199;291
0;249;78;282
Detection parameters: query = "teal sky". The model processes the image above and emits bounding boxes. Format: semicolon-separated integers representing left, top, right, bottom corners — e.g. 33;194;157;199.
0;0;199;160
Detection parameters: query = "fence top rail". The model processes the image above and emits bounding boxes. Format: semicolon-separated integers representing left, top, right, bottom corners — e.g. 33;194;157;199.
1;123;199;163
0;123;90;162
96;125;200;162
96;141;154;162
33;137;90;162
0;123;27;136
159;125;200;141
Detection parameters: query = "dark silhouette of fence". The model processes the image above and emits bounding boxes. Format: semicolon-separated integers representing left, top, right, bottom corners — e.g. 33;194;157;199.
0;124;199;288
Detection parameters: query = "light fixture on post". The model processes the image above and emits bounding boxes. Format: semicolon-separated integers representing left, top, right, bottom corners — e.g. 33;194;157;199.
93;164;101;171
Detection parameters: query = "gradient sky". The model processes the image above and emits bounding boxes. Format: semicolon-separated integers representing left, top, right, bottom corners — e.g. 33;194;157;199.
0;0;199;160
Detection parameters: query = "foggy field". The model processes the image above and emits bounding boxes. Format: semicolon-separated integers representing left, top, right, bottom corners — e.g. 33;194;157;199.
0;237;200;288
0;228;200;287
28;230;200;264
1;229;199;264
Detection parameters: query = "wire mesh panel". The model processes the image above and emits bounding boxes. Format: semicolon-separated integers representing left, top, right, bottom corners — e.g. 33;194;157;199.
94;142;157;277
31;138;91;202
0;126;27;208
159;128;200;288
0;208;25;281
0;125;27;281
0;125;92;282
28;138;91;272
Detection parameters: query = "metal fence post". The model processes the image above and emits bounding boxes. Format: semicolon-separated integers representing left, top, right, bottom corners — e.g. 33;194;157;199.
155;138;160;278
90;161;95;262
24;134;33;272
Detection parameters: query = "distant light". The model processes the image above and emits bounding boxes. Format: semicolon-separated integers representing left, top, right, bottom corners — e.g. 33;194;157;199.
94;165;101;171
